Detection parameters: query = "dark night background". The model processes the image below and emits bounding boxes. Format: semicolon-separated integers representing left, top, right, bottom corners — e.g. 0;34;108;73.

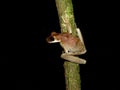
8;0;118;90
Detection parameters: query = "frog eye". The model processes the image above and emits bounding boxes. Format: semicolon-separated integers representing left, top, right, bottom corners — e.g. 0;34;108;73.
49;36;61;43
47;36;61;43
49;36;54;41
46;36;55;43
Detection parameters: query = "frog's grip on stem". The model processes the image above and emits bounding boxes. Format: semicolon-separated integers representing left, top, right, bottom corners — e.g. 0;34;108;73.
61;53;86;64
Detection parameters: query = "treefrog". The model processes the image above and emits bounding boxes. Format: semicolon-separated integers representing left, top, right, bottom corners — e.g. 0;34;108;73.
46;28;87;64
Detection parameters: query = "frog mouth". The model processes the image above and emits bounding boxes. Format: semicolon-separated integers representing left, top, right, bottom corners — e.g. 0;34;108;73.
48;39;61;43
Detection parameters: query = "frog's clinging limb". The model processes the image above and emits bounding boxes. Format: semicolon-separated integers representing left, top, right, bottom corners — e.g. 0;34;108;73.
60;28;87;64
46;29;87;64
76;28;87;54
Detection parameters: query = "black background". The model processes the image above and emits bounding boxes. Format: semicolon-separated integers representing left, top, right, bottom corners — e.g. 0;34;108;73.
9;0;118;90
0;56;8;64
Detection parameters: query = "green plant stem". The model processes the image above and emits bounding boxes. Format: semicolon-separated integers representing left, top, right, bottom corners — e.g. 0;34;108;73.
55;0;81;90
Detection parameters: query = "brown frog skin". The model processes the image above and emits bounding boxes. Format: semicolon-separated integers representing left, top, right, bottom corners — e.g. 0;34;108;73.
46;29;87;64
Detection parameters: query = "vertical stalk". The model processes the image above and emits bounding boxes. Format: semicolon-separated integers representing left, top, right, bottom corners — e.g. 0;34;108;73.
55;0;81;90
